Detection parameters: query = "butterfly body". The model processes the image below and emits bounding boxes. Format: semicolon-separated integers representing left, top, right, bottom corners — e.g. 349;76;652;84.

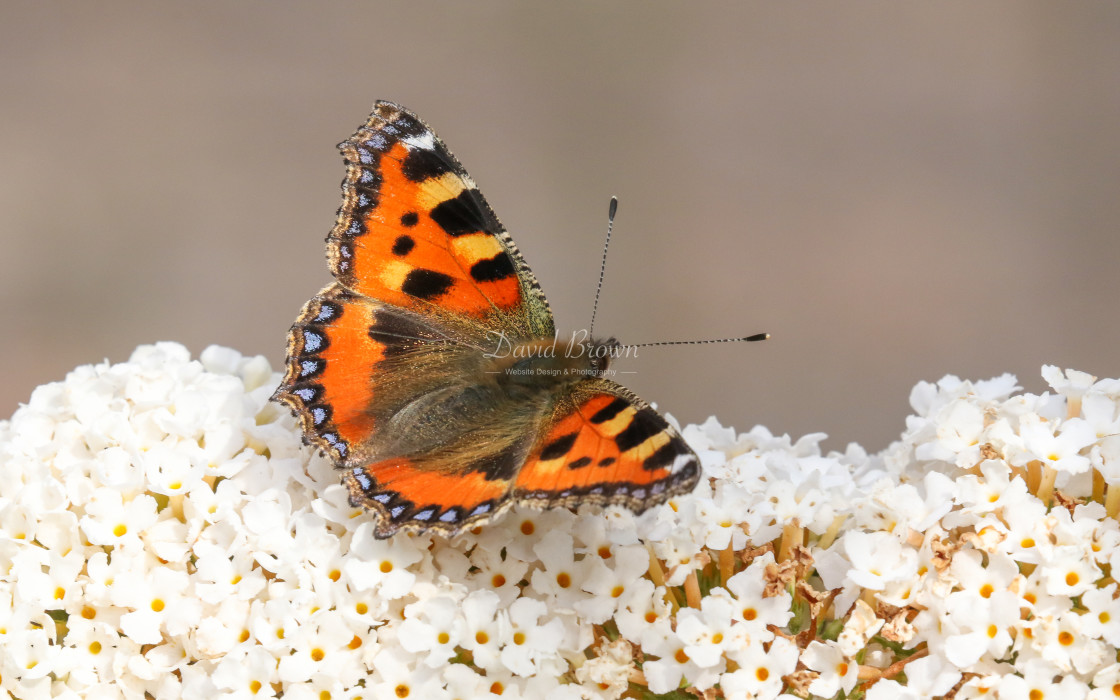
275;101;700;538
355;333;616;477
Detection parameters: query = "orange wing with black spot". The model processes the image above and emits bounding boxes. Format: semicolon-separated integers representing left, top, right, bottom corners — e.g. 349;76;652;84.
513;381;701;512
273;282;440;464
274;281;527;538
327;100;554;340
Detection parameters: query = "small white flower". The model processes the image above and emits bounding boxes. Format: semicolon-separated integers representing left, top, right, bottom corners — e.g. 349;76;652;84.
1018;413;1097;474
465;545;530;608
79;488;159;548
458;590;504;671
842;530;918;591
942;589;1020;667
957;459;1031;515
649;531;704;586
187;600;249;659
575;544;649;623
1032;610;1110;676
613;578;673;650
529;530;593;611
1042;365;1097;406
210;645;280;697
719;635;799;700
1017;569;1076;620
397;592;462;668
692;481;752;550
1082;392;1120;438
13;546;83;613
758;454;839;534
674;592;743;668
1089;664;1120;700
116;565;200;644
57;617;131;687
801;639;860;698
343;521;423;599
915;396;986;467
951;550;1020;599
724;553;793;642
369;647;446;700
1038;545;1101;598
499;597;567;677
641;624;720;693
192;541;267;605
483;507;576;564
4;625;61;687
248;597;301;654
1080;584;1120;646
276;611;359;684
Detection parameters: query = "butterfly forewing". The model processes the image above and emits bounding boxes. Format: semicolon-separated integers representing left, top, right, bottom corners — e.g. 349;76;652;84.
328;101;554;340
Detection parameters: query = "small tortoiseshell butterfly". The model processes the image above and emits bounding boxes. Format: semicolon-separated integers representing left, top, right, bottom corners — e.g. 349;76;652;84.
274;101;700;538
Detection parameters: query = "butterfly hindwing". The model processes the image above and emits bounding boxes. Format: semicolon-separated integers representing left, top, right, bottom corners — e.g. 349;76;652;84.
343;458;513;539
276;281;539;538
513;380;701;512
274;283;391;462
336;376;701;538
275;281;476;463
328;100;554;340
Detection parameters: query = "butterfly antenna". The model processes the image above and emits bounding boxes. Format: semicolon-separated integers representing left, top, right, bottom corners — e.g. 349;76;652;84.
588;196;618;339
622;333;770;350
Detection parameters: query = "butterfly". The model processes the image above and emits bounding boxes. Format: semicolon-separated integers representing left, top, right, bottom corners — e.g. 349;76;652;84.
273;101;701;538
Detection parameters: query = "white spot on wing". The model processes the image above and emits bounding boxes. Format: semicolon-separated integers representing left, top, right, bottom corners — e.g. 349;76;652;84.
671;454;695;474
402;132;436;151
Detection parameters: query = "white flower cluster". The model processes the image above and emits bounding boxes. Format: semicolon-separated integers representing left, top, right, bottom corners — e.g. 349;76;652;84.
2;344;1119;699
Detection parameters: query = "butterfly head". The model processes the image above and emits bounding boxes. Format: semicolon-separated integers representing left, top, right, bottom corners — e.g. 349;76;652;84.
587;336;623;376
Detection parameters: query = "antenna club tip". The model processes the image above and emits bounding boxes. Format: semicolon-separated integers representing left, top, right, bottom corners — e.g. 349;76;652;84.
608;197;618;218
746;333;770;342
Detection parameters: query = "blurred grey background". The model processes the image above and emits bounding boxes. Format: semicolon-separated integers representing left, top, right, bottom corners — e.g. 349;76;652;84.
2;2;1119;453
